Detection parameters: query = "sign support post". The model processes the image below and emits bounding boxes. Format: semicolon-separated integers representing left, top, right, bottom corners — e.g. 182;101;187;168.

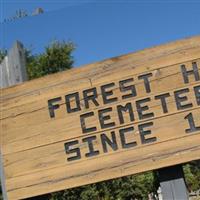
158;165;188;200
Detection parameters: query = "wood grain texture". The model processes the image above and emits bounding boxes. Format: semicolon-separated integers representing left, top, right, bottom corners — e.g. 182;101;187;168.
1;36;200;199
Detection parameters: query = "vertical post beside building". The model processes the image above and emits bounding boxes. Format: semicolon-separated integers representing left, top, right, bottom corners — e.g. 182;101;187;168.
0;41;27;200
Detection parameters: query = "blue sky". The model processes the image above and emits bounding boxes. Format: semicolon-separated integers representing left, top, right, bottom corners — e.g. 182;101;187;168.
1;0;200;67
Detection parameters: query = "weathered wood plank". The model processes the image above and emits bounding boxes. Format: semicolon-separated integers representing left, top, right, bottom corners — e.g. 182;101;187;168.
3;107;200;179
1;62;200;155
6;133;200;199
1;36;200;104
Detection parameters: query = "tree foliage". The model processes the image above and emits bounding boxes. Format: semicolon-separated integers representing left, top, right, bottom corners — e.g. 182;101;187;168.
184;162;200;192
26;40;75;79
49;172;158;200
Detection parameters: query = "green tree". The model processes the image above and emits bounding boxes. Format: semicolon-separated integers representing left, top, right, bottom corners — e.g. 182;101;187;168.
49;172;158;200
26;40;75;79
184;161;200;192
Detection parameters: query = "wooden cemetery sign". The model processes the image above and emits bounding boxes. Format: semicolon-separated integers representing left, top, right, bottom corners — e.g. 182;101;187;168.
1;36;200;199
